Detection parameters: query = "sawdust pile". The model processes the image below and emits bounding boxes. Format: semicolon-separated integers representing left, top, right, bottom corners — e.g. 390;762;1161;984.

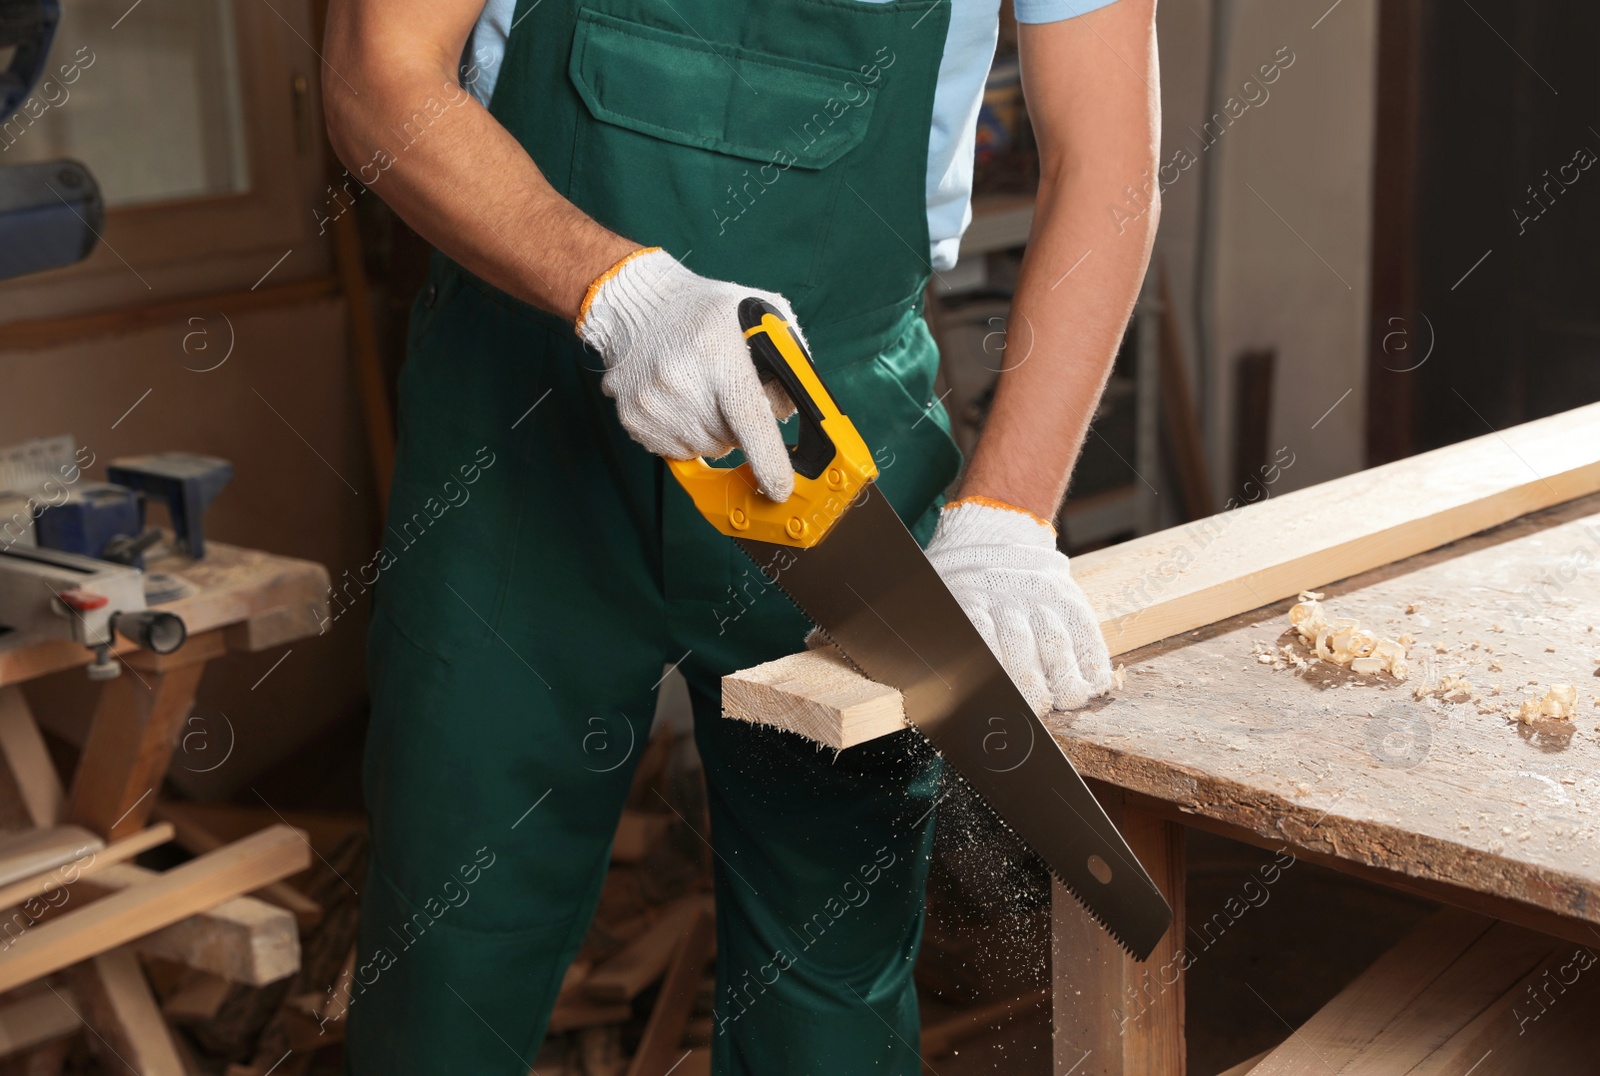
1254;589;1593;730
1518;683;1578;724
1277;591;1413;679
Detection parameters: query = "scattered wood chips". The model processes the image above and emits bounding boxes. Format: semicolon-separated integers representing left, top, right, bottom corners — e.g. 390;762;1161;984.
1285;591;1412;679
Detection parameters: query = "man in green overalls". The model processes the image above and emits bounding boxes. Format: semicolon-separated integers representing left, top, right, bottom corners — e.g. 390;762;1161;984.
324;0;1157;1069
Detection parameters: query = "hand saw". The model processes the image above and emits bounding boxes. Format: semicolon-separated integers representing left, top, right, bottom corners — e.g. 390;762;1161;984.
668;298;1173;960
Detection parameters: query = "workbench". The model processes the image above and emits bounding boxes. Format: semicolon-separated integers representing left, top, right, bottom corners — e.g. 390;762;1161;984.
719;403;1600;1074
1050;491;1600;1075
1;541;330;841
0;541;327;1072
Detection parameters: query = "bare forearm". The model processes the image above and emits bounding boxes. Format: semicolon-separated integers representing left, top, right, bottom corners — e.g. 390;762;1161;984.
959;0;1160;521
323;3;635;320
959;167;1157;518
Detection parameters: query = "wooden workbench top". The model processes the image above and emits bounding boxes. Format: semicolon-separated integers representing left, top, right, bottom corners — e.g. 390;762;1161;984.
0;541;329;687
1052;493;1600;938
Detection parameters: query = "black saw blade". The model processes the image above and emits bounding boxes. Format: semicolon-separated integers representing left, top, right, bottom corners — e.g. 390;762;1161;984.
737;483;1173;960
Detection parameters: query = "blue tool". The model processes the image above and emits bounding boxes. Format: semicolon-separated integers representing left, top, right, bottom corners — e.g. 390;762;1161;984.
107;454;232;559
31;482;144;562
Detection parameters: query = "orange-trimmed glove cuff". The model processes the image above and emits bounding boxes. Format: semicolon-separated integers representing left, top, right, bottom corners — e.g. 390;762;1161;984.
575;245;662;334
943;494;1056;533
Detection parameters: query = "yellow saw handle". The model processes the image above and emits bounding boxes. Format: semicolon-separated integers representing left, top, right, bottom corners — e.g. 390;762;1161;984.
666;298;877;548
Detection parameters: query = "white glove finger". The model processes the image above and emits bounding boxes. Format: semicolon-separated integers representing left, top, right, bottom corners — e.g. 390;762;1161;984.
1033;607;1095;712
762;377;798;420
1056;577;1115;696
723;383;795;502
991;605;1052;717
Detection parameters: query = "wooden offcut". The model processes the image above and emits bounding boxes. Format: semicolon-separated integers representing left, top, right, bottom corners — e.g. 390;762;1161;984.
82;863;301;986
66;945;186;1076
0;824;309;993
155;801;323;928
722;402;1600;742
722;648;904;749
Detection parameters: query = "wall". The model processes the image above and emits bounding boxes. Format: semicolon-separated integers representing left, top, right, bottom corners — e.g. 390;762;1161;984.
1154;0;1379;505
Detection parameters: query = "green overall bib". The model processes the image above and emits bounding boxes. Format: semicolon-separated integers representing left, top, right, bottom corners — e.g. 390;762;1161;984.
347;0;961;1070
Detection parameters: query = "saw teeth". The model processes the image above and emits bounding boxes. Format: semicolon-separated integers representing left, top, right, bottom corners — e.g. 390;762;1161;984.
734;543;1150;962
938;765;1145;960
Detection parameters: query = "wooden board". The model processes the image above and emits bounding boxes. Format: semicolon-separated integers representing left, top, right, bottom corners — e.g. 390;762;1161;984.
0;987;81;1056
722;648;903;750
0;826;101;888
1248;908;1492;1073
155;802;324;928
0;825;309;993
82;863;301;986
1406;939;1600;1075
161;971;233;1023
66;945;185;1076
722;403;1600;732
0;822;172;912
0;542;330;688
1076;400;1600;654
733;493;1600;939
0;687;63;827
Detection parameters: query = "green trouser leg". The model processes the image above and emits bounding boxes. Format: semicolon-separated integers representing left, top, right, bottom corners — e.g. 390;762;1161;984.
345;265;961;1074
685;671;940;1074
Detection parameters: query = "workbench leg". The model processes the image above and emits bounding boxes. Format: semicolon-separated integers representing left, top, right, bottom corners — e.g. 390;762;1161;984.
65;632;224;842
0;686;63;828
64;947;186;1076
1052;791;1186;1076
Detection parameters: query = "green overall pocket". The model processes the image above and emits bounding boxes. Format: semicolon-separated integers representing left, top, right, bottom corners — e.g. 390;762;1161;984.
567;9;878;297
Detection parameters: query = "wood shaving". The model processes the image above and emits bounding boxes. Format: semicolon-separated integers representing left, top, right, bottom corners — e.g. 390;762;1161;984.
1111;665;1127;691
1288;593;1409;679
1415;673;1473;702
1518;683;1578;724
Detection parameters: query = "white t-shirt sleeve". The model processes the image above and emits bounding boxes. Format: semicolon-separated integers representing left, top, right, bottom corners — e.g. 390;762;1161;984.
1013;0;1122;26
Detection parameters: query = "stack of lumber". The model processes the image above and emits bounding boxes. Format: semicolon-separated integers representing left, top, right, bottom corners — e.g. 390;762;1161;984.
0;798;353;1076
532;727;719;1076
0;681;317;1076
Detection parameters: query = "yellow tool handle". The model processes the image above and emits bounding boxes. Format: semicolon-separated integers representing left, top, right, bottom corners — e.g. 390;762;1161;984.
666;298;877;548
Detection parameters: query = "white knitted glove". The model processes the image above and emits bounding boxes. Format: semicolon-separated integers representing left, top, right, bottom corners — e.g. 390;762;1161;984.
926;497;1114;715
577;247;800;500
